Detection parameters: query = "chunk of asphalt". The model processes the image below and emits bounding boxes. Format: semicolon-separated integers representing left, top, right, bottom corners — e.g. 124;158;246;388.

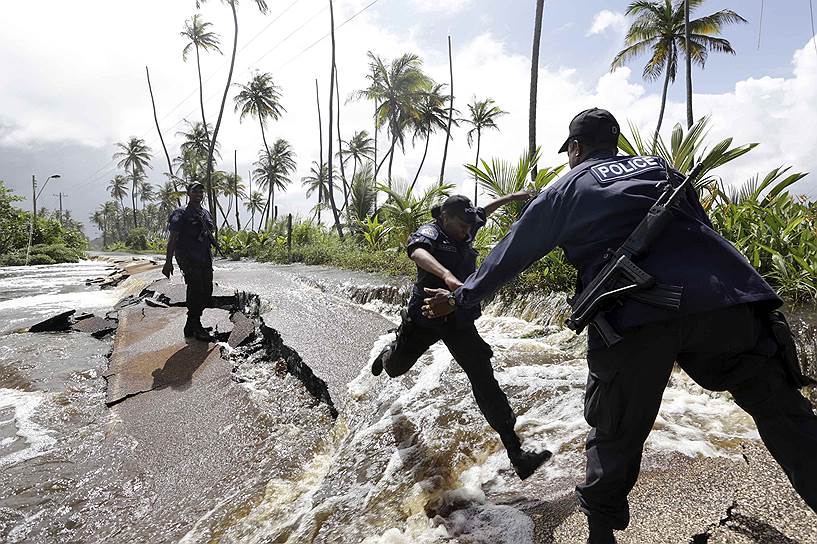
71;315;119;339
28;310;76;333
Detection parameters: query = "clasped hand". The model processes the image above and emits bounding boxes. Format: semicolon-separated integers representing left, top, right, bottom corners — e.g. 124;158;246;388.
422;288;455;318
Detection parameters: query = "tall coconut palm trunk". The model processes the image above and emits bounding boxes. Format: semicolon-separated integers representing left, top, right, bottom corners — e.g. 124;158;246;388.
474;130;481;205
684;0;693;128
326;0;344;237
410;133;431;192
145;66;181;207
653;57;672;152
529;0;544;181
205;0;239;232
386;132;398;187
131;169;139;228
439;35;454;185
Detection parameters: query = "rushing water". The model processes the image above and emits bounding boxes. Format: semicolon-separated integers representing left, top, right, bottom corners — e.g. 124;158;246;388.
0;258;791;543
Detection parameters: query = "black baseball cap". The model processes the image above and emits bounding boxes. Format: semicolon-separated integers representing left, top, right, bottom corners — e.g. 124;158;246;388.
558;108;620;153
432;195;478;224
187;182;205;192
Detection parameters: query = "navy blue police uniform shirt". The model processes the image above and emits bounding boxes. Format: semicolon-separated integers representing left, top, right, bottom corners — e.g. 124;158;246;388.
455;150;781;336
168;205;215;263
407;208;487;329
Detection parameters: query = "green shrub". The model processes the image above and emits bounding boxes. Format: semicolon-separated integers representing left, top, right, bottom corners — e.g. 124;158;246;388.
126;228;149;250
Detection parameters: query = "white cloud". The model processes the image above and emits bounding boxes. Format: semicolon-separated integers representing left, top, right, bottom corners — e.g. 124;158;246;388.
586;10;627;37
410;0;472;15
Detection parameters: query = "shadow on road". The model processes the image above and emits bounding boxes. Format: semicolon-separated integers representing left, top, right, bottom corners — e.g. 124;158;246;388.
151;341;213;391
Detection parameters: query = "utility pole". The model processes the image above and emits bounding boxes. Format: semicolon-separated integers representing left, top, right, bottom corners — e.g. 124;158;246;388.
32;175;37;222
53;193;68;225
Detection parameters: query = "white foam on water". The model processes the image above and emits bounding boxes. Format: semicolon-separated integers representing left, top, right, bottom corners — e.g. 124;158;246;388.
0;388;55;468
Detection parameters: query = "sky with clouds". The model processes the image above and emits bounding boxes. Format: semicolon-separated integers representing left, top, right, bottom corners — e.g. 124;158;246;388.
2;0;816;235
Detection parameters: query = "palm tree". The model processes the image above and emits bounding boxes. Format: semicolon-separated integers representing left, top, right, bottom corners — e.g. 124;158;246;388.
181;14;222;141
233;71;285;166
612;0;746;145
107;174;129;229
138;180;156;211
347;164;377;225
157;181;181;219
181;13;222;218
378;180;454;246
355;52;432;186
244;190;265;231
341;130;374;184
113;137;152;228
462;97;507;205
91;205;109;247
177;121;219;187
196;0;270;228
253;139;295;227
302;160;332;224
410;83;453;192
220;172;245;228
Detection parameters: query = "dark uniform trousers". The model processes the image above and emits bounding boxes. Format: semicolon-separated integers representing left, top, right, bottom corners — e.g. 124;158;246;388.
578;303;817;530
384;321;518;443
177;257;213;320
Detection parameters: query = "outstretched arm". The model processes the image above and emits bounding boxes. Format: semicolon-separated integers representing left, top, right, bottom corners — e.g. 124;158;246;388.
423;190;568;318
482;189;537;217
411;247;463;291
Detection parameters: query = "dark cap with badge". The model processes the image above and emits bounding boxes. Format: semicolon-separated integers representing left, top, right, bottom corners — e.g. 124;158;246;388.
558;108;620;153
431;194;479;224
187;182;205;192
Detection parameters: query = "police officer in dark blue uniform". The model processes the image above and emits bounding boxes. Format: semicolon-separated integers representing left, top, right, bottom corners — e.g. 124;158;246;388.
163;182;217;342
423;108;817;543
372;192;553;480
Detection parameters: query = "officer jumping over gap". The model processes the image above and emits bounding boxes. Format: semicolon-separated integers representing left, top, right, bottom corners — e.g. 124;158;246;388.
162;182;217;342
422;108;817;544
371;191;554;481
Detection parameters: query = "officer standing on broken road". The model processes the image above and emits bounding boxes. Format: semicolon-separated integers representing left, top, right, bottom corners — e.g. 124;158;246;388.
162;182;217;342
371;192;553;481
422;108;817;544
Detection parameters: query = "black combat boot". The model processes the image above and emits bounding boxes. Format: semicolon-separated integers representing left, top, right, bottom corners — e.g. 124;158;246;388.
371;346;392;376
183;318;201;338
502;433;553;480
587;517;616;544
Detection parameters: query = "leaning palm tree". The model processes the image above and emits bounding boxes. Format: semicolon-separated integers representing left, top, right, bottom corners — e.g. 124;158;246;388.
233;71;285;166
196;0;270;228
462;97;507;205
244;190;265;231
341;130;374;184
113;137;152;228
302;160;332;224
253;139;295;227
409;83;454;192
612;0;746;145
107;174;129;229
355;52;432;185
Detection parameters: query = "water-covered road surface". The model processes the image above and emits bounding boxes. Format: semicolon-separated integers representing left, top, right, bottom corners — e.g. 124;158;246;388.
0;257;815;543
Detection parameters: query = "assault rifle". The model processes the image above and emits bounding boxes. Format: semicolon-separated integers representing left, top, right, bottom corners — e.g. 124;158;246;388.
565;161;706;347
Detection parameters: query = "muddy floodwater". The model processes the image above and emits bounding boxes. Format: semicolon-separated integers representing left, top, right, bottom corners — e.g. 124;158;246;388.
0;257;814;543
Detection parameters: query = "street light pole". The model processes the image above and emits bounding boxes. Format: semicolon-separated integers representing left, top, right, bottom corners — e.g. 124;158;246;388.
32;173;61;222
